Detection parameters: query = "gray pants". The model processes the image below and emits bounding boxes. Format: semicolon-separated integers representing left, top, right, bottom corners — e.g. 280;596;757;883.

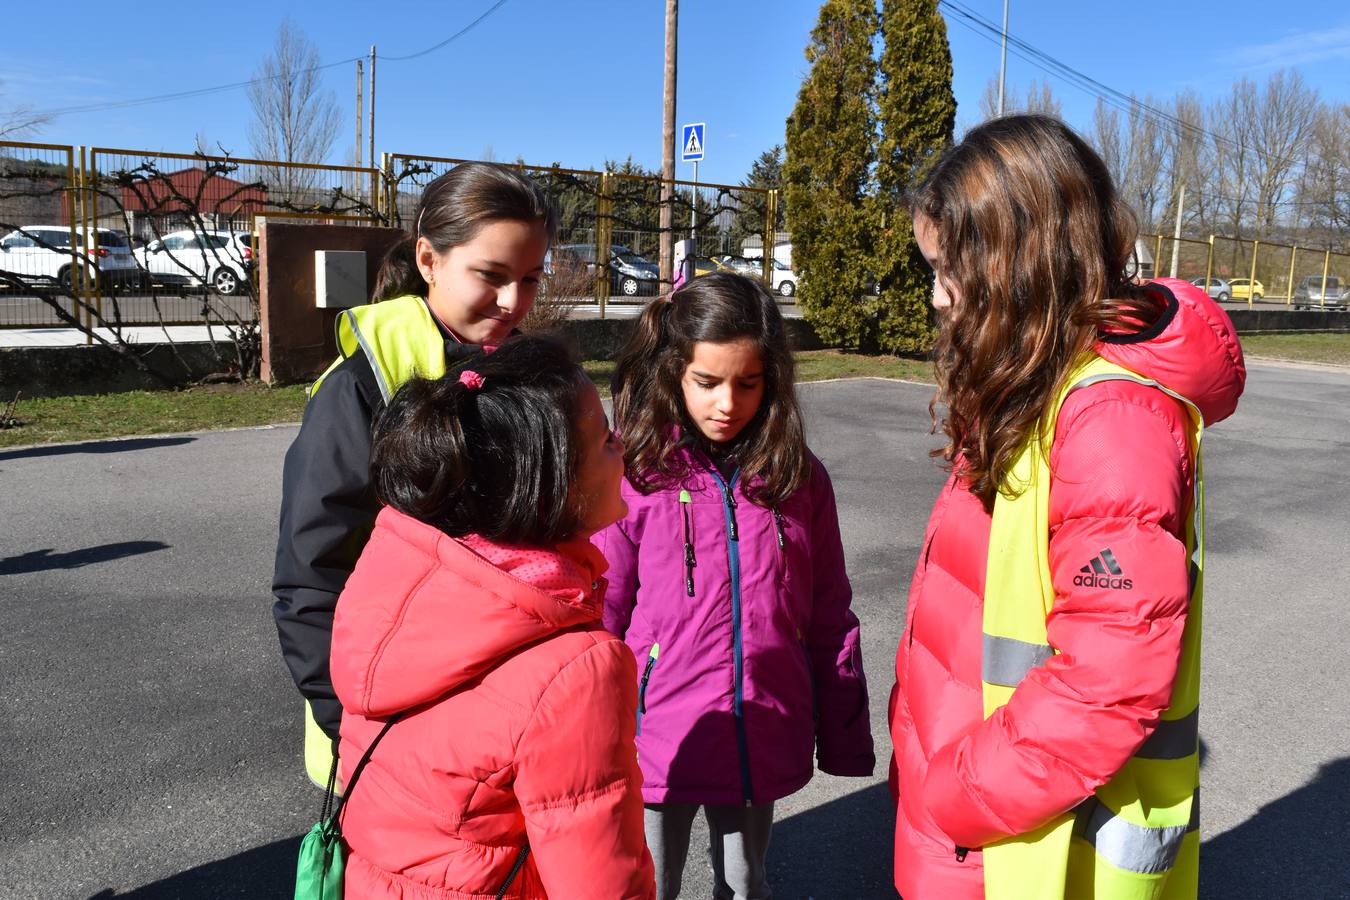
644;802;775;900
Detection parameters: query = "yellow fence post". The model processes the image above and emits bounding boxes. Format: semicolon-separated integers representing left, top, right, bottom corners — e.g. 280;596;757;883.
762;189;777;288
1154;234;1163;280
1321;250;1332;311
1247;240;1260;309
1286;246;1297;306
77;145;93;344
1205;235;1215;292
382;152;394;224
596;172;614;320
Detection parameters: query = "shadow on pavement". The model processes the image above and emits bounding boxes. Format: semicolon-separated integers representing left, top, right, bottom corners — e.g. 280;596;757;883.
86;835;301;899
771;781;895;899
1201;756;1350;899
0;435;195;462
0;540;170;575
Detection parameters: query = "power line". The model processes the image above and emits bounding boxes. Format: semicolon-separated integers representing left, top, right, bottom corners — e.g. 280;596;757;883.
26;0;514;119
382;0;512;61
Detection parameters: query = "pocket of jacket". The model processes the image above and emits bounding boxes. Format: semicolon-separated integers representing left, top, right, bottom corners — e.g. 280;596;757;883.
636;643;660;735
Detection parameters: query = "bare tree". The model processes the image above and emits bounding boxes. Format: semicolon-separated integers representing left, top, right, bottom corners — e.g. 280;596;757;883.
1247;69;1318;237
978;78;1062;120
247;20;341;201
0;80;52;139
1297;101;1350;248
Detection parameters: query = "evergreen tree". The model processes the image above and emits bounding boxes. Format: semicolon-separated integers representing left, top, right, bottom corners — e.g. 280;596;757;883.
785;0;879;349
874;0;956;353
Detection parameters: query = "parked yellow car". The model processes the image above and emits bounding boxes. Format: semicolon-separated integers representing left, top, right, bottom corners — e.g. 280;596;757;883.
1227;278;1265;301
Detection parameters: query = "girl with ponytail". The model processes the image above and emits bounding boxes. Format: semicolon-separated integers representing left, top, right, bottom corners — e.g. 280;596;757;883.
272;162;559;787
329;336;654;898
597;272;875;899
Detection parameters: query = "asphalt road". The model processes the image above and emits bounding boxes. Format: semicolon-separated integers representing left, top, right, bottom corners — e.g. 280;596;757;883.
0;365;1347;899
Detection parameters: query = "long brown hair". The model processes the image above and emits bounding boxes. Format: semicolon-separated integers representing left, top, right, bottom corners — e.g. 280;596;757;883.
611;272;810;506
909;114;1163;511
372;162;558;302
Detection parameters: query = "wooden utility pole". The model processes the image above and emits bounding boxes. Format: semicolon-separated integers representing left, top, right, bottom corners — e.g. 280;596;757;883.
659;0;678;290
355;59;364;169
368;46;377;181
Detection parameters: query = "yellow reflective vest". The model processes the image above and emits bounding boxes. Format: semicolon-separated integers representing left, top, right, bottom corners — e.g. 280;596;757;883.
303;294;448;786
981;354;1204;900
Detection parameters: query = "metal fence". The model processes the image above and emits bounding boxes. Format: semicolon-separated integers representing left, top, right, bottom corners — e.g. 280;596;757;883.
0;140;384;332
385;153;778;314
1143;232;1350;310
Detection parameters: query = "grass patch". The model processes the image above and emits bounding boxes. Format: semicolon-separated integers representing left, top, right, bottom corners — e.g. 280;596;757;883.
1239;332;1350;366
1;350;933;450
0;383;308;449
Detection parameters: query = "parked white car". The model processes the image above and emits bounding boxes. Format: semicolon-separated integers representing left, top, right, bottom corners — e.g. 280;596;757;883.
0;225;140;291
768;257;797;297
135;229;253;295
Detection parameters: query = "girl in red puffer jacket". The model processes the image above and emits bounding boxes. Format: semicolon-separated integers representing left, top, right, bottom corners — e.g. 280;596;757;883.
329;336;654;899
891;116;1244;899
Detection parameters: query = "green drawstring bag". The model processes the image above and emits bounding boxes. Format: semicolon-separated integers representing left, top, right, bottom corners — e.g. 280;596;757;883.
294;715;400;900
292;712;530;900
293;817;345;900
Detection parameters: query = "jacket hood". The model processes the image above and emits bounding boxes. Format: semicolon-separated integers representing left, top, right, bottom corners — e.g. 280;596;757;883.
332;508;607;718
1095;277;1245;425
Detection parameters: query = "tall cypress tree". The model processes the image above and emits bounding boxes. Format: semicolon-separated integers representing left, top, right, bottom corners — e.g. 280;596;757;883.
873;0;956;353
785;0;879;349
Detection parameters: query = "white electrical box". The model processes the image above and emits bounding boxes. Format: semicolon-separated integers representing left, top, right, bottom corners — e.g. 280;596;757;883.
314;250;367;309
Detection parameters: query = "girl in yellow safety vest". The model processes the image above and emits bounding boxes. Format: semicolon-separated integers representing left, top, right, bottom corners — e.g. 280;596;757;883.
889;115;1245;900
272;163;557;786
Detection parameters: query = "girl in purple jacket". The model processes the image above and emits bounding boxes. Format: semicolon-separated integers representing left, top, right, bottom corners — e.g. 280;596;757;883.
597;272;875;899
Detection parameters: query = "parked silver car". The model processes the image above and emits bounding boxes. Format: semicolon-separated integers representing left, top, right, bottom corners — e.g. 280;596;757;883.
1291;275;1344;310
1189;276;1231;302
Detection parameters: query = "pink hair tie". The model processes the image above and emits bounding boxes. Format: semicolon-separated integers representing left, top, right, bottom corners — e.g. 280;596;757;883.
459;370;486;391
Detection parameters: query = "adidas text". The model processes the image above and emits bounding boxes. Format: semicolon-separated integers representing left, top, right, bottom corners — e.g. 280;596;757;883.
1072;573;1134;590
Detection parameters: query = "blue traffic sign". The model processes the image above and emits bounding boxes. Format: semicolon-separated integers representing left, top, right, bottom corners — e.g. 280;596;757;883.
681;123;705;162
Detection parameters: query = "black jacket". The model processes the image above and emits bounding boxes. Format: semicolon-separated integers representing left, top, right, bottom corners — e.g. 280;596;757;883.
271;325;481;739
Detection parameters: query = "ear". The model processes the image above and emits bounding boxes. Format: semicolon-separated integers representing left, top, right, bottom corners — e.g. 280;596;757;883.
415;236;441;283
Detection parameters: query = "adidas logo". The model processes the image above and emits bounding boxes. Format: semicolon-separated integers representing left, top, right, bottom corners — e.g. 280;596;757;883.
1073;548;1133;590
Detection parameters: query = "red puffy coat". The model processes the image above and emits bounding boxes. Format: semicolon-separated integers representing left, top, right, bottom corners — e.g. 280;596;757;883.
889;279;1245;898
331;508;655;899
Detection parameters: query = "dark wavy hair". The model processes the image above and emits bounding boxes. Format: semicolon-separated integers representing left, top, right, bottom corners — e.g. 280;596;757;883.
369;336;588;543
371;162;558;303
909;114;1164;512
610;272;809;506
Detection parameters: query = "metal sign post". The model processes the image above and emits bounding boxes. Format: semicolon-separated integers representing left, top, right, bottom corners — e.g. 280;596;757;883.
681;123;705;243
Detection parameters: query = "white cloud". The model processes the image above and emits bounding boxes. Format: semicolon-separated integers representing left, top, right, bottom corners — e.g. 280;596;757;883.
1230;24;1350;69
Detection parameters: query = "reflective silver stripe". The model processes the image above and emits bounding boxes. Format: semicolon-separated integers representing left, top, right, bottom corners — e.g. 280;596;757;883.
1074;793;1196;875
345;311;392;403
1136;708;1199;760
982;633;1055;687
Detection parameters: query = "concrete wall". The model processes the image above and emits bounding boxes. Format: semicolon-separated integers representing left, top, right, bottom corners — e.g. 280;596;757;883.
2;303;1342;399
0;341;240;399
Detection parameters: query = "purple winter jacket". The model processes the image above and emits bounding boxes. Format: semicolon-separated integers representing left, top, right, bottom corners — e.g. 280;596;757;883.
596;445;875;806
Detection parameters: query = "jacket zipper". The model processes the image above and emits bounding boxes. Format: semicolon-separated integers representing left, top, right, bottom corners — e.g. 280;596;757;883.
636;643;660;735
708;463;754;806
772;507;786;548
680;489;697;597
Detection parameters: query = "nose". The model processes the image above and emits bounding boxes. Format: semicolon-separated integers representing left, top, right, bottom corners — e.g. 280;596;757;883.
496;281;520;315
714;386;736;414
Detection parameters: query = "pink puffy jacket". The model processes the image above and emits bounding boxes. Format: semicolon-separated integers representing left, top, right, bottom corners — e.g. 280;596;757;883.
889;279;1245;898
331;508;655;899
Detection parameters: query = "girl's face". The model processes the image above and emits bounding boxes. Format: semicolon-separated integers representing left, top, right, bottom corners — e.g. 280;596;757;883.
914;214;960;311
572;380;629;536
680;338;765;444
417;219;549;345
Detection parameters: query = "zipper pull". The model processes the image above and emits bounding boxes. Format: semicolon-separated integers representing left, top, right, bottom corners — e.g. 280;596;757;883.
772;508;785;548
955;846;969;863
680;490;696;596
639;643;660;713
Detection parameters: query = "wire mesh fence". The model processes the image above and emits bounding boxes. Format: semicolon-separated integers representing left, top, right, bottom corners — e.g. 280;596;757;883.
1146;232;1350;310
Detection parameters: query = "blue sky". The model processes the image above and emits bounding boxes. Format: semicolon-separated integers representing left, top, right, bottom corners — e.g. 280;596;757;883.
4;0;1349;188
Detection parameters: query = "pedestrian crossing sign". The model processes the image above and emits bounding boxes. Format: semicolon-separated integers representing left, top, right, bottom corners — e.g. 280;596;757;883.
681;123;705;162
